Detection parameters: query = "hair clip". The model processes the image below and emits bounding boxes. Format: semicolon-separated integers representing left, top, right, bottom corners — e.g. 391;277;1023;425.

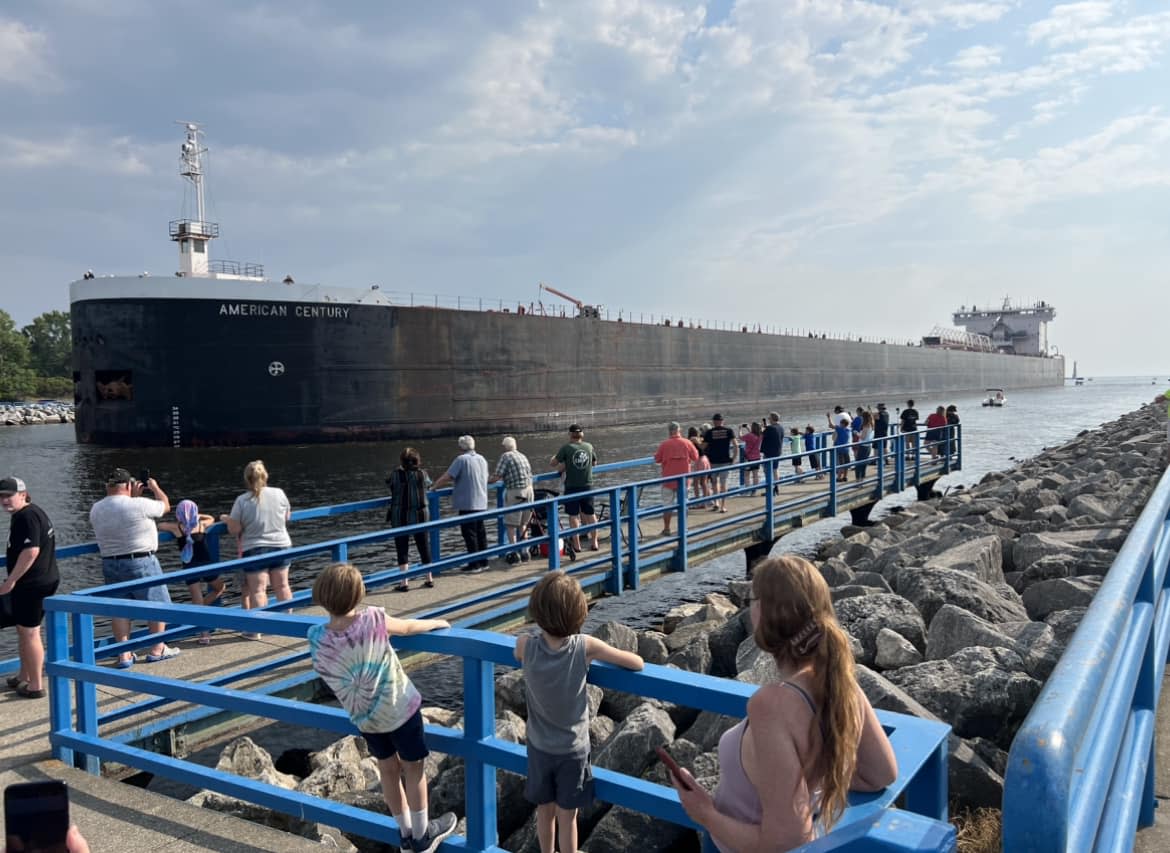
790;620;823;656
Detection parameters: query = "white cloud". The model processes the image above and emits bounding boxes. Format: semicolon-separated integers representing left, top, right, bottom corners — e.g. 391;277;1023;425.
0;131;150;174
0;18;57;90
950;44;1002;71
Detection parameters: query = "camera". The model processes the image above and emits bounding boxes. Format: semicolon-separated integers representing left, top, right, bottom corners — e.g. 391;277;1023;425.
139;468;151;484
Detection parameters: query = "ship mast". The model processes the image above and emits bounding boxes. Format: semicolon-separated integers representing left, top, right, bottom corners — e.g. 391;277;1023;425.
170;122;220;277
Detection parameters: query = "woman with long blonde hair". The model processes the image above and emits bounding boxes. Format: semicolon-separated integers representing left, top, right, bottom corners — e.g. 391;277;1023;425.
219;460;293;630
672;555;897;851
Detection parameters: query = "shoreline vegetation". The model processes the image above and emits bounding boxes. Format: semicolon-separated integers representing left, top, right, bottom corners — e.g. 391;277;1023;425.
170;401;1167;851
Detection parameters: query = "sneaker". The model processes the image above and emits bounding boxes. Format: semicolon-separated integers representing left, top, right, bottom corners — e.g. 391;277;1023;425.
519;550;530;562
505;552;519;566
410;812;457;853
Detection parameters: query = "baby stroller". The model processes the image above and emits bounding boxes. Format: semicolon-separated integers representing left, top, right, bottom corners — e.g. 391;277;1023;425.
527;486;577;562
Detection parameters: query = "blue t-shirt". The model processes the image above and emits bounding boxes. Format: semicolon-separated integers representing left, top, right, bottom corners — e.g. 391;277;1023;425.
834;424;852;447
803;433;817;451
446;451;489;511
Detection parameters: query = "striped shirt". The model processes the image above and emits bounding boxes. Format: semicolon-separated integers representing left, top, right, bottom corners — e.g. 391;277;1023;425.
495;450;533;490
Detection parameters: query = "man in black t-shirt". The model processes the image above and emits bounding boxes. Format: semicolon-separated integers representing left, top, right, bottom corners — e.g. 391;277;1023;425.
900;399;920;453
702;413;738;512
760;412;784;492
1;476;59;699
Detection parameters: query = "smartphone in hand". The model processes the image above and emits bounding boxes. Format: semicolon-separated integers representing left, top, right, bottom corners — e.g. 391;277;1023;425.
655;745;693;791
5;780;69;853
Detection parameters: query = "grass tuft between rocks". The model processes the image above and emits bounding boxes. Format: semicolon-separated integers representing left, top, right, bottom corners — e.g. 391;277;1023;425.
952;805;1002;853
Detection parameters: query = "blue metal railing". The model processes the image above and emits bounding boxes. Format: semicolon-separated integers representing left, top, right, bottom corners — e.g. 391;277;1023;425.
2;427;959;673
43;594;955;852
1003;462;1170;850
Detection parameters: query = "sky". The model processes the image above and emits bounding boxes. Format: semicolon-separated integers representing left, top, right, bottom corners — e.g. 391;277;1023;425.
2;0;1168;376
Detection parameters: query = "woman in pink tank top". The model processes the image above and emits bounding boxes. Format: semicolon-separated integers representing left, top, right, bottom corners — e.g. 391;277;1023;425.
670;556;898;852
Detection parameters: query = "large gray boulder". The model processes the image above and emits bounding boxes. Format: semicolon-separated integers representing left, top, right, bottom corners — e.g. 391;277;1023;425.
593;703;677;779
884;647;1042;748
834;594;927;666
593;620;638;652
923;535;1004;585
1045;607;1088;647
894;567;1029;625
1022;576;1103;621
874;628;922;670
926;605;1059;680
581;805;691;853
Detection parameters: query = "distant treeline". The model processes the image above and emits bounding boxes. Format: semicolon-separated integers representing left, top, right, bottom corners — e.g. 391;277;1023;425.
0;309;72;399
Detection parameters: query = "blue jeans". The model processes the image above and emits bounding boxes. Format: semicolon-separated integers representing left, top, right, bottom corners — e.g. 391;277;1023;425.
101;555;171;603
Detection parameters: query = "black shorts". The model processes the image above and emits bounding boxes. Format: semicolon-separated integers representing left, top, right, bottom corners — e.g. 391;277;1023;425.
10;580;59;628
563;486;595;516
362;709;429;762
525;745;594;809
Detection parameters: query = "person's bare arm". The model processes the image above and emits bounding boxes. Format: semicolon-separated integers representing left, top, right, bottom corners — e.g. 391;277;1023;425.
218;513;243;537
850;689;898;791
514;632;528;663
0;547;38;593
385;615;451;635
143;478;170;514
584;636;644;670
157;521;181;535
431;472;453;490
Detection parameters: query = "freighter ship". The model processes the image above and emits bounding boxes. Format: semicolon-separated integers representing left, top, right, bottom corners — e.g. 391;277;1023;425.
70;126;1065;448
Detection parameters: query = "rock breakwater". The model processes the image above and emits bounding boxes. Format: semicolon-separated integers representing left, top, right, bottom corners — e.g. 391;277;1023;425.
0;401;73;426
188;403;1167;851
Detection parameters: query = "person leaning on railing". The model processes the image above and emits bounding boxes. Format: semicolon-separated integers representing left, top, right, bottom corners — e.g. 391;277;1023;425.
670;556;898;852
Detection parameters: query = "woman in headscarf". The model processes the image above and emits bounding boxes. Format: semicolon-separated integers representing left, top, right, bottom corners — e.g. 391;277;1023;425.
158;499;224;645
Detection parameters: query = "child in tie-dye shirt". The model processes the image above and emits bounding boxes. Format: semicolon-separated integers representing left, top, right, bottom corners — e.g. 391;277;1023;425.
309;563;455;853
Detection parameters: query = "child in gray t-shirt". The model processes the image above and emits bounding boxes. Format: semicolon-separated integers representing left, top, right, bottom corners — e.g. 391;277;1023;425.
514;572;643;853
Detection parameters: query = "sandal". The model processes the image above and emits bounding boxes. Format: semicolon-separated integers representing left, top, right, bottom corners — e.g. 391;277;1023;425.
197;636;212;646
423;580;435;588
6;676;26;690
16;684;46;699
394;584;410;593
145;646;181;663
115;656;136;670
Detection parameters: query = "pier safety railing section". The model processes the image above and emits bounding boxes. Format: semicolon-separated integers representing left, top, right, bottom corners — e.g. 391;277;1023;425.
42;594;956;852
1003;462;1170;851
0;426;962;679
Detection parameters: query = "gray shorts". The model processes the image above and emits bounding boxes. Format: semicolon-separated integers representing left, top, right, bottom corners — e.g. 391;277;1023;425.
525;745;594;809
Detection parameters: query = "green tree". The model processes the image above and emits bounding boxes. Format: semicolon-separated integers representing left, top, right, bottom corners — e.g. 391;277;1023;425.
22;310;72;378
0;310;36;399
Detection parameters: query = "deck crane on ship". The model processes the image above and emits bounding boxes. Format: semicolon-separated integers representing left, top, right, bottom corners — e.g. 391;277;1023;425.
538;282;602;319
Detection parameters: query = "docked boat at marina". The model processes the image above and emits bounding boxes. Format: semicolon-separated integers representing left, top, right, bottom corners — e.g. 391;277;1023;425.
70;126;1064;447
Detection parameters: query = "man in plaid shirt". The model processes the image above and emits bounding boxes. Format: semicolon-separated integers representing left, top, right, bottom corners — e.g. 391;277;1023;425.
490;436;535;564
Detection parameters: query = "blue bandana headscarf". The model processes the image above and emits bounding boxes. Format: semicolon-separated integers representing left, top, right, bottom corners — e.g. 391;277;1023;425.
176;500;200;564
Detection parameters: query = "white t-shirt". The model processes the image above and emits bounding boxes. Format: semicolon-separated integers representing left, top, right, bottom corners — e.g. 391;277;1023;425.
89;495;166;556
229;487;292;552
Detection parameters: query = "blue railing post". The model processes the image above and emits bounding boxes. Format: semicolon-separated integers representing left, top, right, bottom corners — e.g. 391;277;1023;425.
495;484;506;548
427;492;443;570
956;423;963;470
828;445;838;517
763;460;775;540
894;434;905;492
1137;548;1158;828
608;487;623;595
626;484;641;589
675;479;689;574
46;608;74;769
71;612;101;775
331;543;348;563
942;426;952;475
462;655;498;851
903;736;949;822
547;498;562;571
912;430;922;487
876;438;886;500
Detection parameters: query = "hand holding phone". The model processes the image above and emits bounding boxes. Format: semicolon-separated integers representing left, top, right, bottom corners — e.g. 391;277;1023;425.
655;745;693;791
5;780;70;853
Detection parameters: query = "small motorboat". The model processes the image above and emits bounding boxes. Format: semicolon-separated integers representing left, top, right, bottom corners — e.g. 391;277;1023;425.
982;389;1006;407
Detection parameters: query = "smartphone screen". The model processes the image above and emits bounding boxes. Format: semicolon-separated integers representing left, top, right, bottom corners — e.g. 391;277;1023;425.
4;780;69;853
655;746;693;791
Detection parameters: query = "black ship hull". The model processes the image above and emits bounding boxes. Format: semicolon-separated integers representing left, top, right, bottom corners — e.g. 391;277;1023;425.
71;288;1065;447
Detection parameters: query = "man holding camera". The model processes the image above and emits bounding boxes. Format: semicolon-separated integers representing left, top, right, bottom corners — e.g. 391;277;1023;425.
89;468;179;668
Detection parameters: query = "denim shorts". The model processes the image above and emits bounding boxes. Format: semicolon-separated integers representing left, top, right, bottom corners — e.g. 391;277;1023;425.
241;545;291;573
101;555;172;603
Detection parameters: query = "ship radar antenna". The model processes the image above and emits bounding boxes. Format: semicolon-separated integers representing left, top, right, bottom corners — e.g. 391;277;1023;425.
169;121;220;277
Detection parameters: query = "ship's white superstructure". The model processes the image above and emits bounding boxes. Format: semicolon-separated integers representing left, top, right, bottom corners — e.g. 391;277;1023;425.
953;298;1055;356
